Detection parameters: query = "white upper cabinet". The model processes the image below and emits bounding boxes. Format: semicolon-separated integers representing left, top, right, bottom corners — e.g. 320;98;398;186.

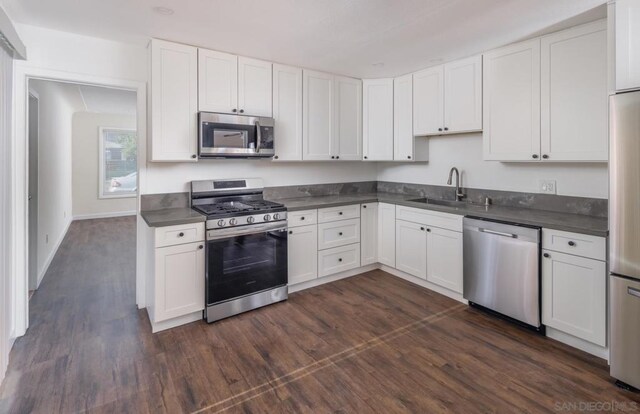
362;78;394;161
444;55;482;134
334;76;362;160
272;64;303;161
303;70;334;160
238;57;273;117
413;66;444;136
541;21;608;162
615;0;640;91
413;55;482;137
198;50;272;116
394;74;415;161
150;39;198;162
483;39;541;161
198;49;238;114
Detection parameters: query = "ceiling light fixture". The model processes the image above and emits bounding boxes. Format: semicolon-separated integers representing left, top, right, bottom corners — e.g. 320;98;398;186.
152;6;174;15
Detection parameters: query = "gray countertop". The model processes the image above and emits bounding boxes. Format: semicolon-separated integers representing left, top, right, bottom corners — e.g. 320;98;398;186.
141;207;206;228
267;192;609;237
141;192;608;237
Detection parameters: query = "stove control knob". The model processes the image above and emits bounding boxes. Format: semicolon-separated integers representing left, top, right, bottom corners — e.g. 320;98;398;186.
229;218;237;226
273;213;281;220
217;219;226;227
247;216;255;224
263;214;271;221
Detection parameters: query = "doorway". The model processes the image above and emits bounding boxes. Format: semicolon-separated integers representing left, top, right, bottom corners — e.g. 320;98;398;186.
27;92;38;296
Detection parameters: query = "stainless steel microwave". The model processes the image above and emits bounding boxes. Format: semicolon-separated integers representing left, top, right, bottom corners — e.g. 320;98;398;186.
198;112;275;158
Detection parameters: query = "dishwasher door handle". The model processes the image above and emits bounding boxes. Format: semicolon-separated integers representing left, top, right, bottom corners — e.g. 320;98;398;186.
479;228;517;238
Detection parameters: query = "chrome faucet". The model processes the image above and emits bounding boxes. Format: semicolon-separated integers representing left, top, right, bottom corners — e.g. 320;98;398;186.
447;167;465;201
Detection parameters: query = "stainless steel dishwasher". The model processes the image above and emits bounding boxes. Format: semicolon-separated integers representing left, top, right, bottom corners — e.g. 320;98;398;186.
463;217;542;329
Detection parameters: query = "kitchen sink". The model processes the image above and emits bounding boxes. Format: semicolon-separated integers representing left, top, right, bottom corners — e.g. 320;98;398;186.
408;198;486;209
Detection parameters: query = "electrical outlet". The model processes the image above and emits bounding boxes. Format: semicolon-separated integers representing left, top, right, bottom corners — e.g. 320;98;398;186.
539;179;557;194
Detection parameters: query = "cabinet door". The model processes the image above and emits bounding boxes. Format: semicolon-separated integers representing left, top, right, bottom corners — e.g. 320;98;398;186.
377;203;396;267
362;78;394;161
273;64;303;161
303;70;334;160
427;227;463;293
361;203;379;266
155;242;205;322
444;55;482;134
150;39;198;161
395;220;427;279
198;49;238;113
334;76;362;160
542;250;606;346
616;0;640;91
394;74;414;161
413;65;444;136
288;224;318;285
483;39;541;161
238;57;272;117
541;21;608;162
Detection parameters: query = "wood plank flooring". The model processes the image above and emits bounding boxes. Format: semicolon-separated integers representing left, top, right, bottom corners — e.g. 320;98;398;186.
1;216;638;413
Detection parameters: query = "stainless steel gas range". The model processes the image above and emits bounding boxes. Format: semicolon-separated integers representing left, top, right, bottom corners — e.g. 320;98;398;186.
190;178;288;323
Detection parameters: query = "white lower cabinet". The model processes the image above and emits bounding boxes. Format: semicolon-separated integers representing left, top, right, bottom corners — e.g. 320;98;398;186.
154;241;205;322
360;203;378;266
426;227;463;293
288;224;318;285
395;220;427;279
377;203;396;267
318;243;361;277
542;249;607;346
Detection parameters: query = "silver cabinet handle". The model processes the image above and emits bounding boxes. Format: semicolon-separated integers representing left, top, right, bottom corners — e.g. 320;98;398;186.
629;287;640;299
255;119;261;153
479;228;517;238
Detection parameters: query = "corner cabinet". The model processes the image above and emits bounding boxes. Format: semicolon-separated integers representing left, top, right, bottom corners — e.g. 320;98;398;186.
615;0;640;91
362;78;394;161
360;203;379;265
146;222;205;332
150;39;199;162
413;55;482;136
377;203;396;267
394;74;428;162
272;64;303;161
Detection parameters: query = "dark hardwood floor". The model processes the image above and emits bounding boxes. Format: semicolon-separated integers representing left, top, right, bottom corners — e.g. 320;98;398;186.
0;217;638;413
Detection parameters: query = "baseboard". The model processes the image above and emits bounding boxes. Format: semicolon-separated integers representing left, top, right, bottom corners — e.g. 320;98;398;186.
149;310;202;333
546;326;609;360
289;264;379;293
73;210;136;220
36;217;72;287
380;265;468;304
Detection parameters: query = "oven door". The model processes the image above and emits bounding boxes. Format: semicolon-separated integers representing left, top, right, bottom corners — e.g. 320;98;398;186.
206;222;288;306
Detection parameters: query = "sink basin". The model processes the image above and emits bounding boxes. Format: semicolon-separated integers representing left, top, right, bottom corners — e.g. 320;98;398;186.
408;198;485;209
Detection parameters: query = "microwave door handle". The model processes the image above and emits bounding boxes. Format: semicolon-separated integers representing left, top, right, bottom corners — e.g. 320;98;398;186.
255;120;261;153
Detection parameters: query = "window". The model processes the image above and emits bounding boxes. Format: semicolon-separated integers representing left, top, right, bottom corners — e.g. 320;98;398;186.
99;127;137;198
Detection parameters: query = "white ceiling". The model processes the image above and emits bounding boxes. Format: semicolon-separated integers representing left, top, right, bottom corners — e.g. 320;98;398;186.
30;79;137;116
5;0;606;78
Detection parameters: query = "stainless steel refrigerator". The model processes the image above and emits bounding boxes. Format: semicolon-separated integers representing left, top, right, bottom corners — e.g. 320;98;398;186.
610;90;640;390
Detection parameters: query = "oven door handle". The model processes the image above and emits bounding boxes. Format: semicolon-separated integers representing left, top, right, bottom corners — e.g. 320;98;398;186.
207;222;288;240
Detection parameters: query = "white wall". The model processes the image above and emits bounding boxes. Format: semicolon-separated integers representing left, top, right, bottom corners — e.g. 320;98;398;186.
72;112;137;217
144;162;377;194
29;80;74;285
377;134;608;199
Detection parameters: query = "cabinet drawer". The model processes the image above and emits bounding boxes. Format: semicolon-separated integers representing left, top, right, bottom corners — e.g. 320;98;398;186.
318;218;360;250
288;209;317;228
155;222;205;248
318;243;361;277
318;204;360;223
396;205;463;232
542;229;606;261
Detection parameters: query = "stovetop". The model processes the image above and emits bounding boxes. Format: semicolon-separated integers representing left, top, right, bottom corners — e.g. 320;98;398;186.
193;198;285;218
